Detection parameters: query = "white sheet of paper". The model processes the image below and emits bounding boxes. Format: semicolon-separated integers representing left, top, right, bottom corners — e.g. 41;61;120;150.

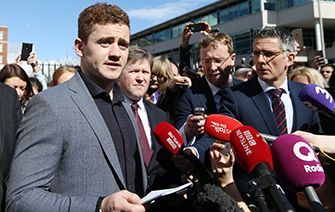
141;182;193;204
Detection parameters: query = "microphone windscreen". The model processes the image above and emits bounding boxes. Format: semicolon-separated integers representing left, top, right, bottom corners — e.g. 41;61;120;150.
204;114;243;141
271;134;325;191
154;122;184;155
230;126;273;174
299;83;335;112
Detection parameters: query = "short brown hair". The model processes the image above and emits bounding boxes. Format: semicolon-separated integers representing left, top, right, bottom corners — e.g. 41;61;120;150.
200;33;234;54
127;45;153;68
78;3;130;43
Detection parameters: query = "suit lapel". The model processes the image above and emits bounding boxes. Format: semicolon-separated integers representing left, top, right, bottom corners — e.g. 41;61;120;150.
288;81;300;131
249;79;279;135
121;100;148;192
195;77;217;113
67;73;126;187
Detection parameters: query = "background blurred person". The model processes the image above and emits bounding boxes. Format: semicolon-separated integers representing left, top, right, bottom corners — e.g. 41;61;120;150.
157;59;192;118
16;52;48;91
232;64;253;82
29;77;43;95
289;66;335;134
289;66;328;87
0;64;34;111
50;66;77;87
320;64;334;84
147;55;174;104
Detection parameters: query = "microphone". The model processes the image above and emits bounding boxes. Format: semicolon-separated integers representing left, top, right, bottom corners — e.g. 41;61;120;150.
271;134;325;211
230;126;295;211
299;83;335;120
154;122;214;183
260;133;277;143
204;114;243;141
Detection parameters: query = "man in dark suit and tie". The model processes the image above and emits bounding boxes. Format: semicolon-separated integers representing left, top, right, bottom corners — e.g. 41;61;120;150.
0;83;21;210
6;3;146;212
221;26;322;138
172;32;239;162
221;26;322;207
118;46;187;211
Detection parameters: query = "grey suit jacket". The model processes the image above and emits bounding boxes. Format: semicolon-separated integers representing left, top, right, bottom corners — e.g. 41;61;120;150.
6;73;146;212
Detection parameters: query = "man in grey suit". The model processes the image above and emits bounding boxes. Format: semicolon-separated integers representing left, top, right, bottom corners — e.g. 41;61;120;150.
0;82;21;211
6;3;145;212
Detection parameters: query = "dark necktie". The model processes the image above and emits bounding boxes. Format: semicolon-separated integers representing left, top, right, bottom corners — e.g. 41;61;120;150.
269;89;287;135
131;102;152;166
214;90;223;112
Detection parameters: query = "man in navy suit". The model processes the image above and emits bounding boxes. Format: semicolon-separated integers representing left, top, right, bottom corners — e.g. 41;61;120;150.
221;26;322;137
172;32;239;162
221;26;322;207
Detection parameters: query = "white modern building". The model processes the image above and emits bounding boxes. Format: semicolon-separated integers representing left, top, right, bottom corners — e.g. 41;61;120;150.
131;0;335;68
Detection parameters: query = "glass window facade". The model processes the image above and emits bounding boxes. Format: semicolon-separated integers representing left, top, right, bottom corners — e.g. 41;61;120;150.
153;28;171;43
0;32;3;40
232;30;253;55
172;23;186;39
219;1;249;23
199;12;218;26
0;43;3;53
251;0;261;13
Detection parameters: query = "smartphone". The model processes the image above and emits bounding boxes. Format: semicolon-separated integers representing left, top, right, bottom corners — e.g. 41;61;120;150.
21;42;33;61
291;28;304;49
193;107;205;116
175;83;188;89
315;50;323;57
190;23;206;32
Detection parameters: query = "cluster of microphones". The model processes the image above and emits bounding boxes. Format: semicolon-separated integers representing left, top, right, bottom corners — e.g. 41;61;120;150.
153;83;334;211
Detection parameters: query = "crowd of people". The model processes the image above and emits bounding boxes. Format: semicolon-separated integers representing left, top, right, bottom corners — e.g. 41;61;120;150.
0;2;335;212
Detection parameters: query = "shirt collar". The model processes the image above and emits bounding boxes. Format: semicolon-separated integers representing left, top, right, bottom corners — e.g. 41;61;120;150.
124;96;145;110
257;77;289;94
79;71;124;104
205;75;233;96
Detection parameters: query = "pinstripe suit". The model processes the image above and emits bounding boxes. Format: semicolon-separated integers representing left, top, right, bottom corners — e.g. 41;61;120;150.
0;83;21;210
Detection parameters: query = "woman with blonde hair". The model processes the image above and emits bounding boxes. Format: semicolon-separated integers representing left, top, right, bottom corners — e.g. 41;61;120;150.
289;66;328;88
290;66;335;135
147;56;175;103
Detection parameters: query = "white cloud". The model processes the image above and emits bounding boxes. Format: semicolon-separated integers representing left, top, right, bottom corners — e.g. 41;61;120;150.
128;0;214;23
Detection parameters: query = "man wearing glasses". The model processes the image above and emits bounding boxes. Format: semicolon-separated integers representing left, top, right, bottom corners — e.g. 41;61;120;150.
220;26;322;206
172;33;239;163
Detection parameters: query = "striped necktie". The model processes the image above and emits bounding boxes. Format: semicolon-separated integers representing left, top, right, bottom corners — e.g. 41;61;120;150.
269;89;287;135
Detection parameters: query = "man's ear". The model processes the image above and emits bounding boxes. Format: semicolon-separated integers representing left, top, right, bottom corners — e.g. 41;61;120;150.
230;52;237;66
74;38;84;57
287;51;296;66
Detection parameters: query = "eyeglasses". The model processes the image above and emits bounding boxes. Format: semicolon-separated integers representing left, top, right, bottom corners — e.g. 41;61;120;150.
151;73;167;82
201;54;232;67
252;50;286;61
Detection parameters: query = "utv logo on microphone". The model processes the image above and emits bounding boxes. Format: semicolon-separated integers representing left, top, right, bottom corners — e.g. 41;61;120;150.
293;141;324;173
